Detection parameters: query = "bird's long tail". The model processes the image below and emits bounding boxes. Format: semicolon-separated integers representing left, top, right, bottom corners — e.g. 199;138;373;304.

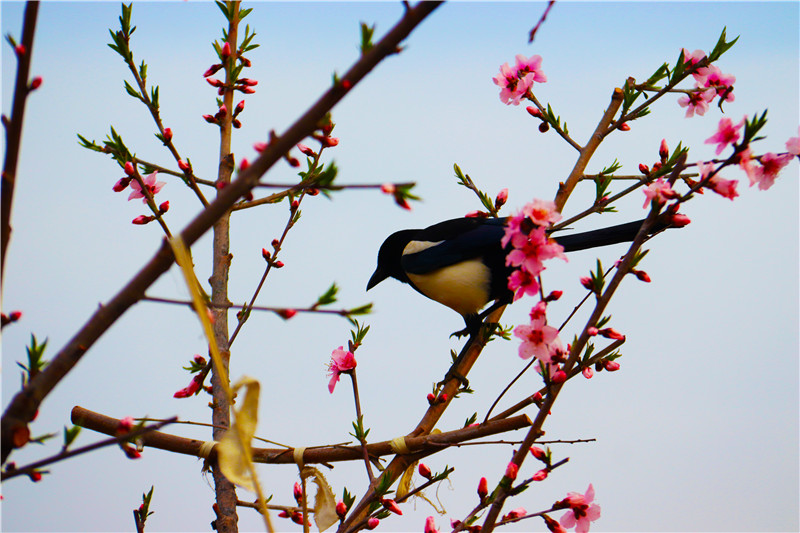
551;218;670;252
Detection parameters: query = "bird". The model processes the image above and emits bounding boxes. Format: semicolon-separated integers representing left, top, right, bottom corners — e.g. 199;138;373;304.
367;215;672;337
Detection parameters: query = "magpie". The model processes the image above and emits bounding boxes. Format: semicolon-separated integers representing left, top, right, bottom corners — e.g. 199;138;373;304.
367;216;671;337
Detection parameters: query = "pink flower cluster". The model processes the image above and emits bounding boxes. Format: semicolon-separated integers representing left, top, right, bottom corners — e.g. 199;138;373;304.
502;199;566;301
677;49;736;118
513;301;566;383
493;54;546;105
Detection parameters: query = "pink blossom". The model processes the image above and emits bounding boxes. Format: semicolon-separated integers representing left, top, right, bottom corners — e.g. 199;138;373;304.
696;65;736;102
559;484;601;533
677;89;715;118
642;178;679;208
582;366;594;379
514;319;560;362
697;160;738;200
128;171;165;203
705;116;745;155
786;127;800;155
748;152;793;191
508;268;540;301
681;48;706;66
327;346;357;393
522;198;561;227
515;54;547;84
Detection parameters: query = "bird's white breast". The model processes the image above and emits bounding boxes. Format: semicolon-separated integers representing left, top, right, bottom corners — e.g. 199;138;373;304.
403;240;491;316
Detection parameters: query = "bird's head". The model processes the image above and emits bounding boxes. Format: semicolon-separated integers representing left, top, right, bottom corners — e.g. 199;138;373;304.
366;229;418;290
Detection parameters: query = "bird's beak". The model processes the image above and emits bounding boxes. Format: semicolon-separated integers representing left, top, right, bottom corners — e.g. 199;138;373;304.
366;268;389;291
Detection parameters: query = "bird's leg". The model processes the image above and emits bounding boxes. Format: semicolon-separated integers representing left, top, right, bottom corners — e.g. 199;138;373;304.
439;336;475;390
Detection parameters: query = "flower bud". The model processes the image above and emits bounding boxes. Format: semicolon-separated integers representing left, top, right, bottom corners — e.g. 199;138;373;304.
495;188;508;209
178;159;191;172
580;276;593;290
551;369;567;384
505;462;519;481
381;499;402;515
618;122;631;131
427;392;436;405
158;201;170;214
273;261;285;269
297;143;316;157
599;327;625;340
526;106;541;117
604;360;621;371
113;177;131;192
287;156;300;167
529;446;546;461
424;516;439;533
278;309;296;320
203;64;223;77
477;477;488;500
254;142;268;153
532;391;543;402
633;269;651;282
323;136;339;147
193;354;207;365
586;326;598;336
336;501;348;520
221;41;231;60
238;78;258;86
366;517;379;530
132;215;153;225
205;77;223;88
538;121;550;133
261;248;270;260
239;158;249;172
29;77;42;91
271;238;280;249
239;56;251;67
124;161;136;176
293;482;303;503
582;366;594;379
203;114;217;124
9;310;22;322
659;138;670;162
232;119;241;129
418;463;432;479
638;163;650;175
234;100;245;115
15;44;26;56
163;128;172;143
669;212;691;227
532;469;548;481
546;290;562;302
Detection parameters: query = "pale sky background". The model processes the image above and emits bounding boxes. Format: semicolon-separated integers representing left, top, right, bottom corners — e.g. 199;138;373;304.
1;2;798;532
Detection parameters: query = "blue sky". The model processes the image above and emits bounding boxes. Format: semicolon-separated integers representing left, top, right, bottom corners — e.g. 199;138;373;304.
2;2;798;532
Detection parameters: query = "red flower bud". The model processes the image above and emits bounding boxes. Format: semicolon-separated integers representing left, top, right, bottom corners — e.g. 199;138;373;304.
307;188;320;196
323;136;339;147
278;309;296;320
234;100;245;115
633;269;651;282
287;156;300;167
381;499;402;515
495;188;509;209
132;215;153;225
418;463;432;479
239;158;249;171
546;290;563;302
261;248;270;260
271;239;280;249
216;104;228;119
193;354;207;365
580;276;593;290
253;141;268;153
587;326;598;336
9;310;22;321
341;79;352;90
366;517;379;530
124;161;136;176
532;391;543;402
427;392;436;405
29;471;42;482
178;159;191;172
273;261;284;268
669;212;691;227
239;56;251;67
336;501;348;520
438;393;448;403
29;77;42;90
638;163;650;175
15;45;26;56
598;327;625;340
232;119;241;129
551;370;567;384
659;138;670;161
477;477;488;500
297;143;316;157
205;77;224;88
293;482;303;503
538;121;550;133
618;122;631;131
221;41;231;60
604;360;621;371
529;446;546;461
238;78;258;86
236;85;256;94
526;106;542;117
158;201;170;214
203;114;217;124
380;183;396;194
505;462;518;481
113;177;131;192
291;200;300;210
532;469;548;481
163;128;172;143
203;64;223;77
582;366;594;379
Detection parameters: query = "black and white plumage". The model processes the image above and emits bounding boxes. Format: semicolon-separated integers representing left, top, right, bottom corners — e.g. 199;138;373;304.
367;216;668;335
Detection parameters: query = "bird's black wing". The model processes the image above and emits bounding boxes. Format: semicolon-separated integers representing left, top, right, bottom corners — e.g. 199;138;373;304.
401;217;508;275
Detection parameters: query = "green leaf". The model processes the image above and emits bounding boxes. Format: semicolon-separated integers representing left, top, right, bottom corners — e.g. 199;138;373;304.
123;80;141;100
63;425;81;449
314;283;339;308
707;27;739;63
215;1;231;20
359;22;375;54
